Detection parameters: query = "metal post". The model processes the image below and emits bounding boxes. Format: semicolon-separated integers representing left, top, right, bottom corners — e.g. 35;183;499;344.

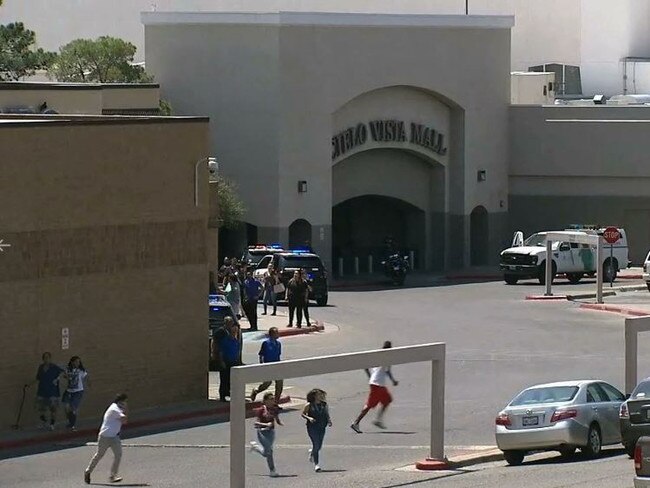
430;352;446;460
230;367;246;488
596;237;603;304
354;257;359;275
545;240;553;296
625;319;638;395
368;255;373;274
338;258;344;277
410;251;415;270
610;244;614;288
465;0;468;15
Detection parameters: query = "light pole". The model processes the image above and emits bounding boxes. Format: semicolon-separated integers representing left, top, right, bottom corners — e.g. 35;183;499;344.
194;156;218;206
465;0;468;14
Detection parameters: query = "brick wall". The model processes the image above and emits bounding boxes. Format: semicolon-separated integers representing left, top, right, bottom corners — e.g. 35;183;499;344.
0;118;211;432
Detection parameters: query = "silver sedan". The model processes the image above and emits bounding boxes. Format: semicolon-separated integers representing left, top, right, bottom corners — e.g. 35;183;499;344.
495;380;626;465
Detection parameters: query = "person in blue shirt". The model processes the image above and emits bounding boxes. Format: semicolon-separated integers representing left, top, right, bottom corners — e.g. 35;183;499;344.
28;352;64;430
211;317;241;402
250;327;283;405
242;271;263;331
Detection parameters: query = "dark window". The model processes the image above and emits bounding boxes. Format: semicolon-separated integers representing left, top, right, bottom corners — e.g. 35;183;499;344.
280;256;323;269
599;382;625;402
632;381;650;399
587;384;609;403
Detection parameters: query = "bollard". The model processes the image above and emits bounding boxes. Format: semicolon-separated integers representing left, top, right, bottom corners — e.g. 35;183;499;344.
338;257;344;277
354;256;360;275
410;251;415;270
368;255;373;274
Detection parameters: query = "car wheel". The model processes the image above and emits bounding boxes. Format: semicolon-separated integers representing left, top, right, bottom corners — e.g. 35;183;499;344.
558;446;576;458
316;295;328;306
603;259;618;283
566;273;583;284
504;274;519;285
582;424;602;458
625;441;637;458
503;450;525;466
537;261;557;285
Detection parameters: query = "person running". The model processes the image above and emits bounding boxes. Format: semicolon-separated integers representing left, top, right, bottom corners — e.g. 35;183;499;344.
250;327;283;405
84;393;128;484
29;352;64;430
249;392;283;477
350;341;399;433
302;388;332;472
286;270;308;328
62;356;89;431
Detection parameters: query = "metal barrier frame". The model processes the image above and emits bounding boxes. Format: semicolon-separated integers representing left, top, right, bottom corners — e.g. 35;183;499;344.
625;316;650;394
544;232;603;303
229;342;446;487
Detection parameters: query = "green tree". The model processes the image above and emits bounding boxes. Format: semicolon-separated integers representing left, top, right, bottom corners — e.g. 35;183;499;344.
214;174;246;229
49;36;153;83
0;22;55;80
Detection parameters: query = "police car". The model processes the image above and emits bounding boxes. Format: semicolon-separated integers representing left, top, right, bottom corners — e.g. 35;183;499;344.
208;294;238;330
253;249;329;306
241;244;285;266
500;225;629;285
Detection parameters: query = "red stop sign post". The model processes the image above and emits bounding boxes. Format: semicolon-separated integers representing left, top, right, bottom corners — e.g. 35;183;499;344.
602;227;621;287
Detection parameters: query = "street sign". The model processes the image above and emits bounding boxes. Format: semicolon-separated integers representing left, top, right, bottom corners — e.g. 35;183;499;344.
603;227;621;244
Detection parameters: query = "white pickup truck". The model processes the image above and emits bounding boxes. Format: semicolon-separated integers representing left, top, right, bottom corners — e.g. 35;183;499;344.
499;227;629;285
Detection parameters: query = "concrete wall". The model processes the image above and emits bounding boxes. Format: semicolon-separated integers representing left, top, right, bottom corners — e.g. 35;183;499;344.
509;104;650;263
0;117;211;432
144;13;512;269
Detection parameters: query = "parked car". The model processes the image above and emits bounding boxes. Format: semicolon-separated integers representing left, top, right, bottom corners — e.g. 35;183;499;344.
620;377;650;457
634;436;650;487
241;244;284;267
208;294;238;331
254;250;329;306
495;380;625;465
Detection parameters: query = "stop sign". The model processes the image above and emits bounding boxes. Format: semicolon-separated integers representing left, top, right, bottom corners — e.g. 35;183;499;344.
603;226;621;244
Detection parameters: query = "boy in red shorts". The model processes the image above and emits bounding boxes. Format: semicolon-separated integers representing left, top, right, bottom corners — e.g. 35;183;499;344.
350;341;398;433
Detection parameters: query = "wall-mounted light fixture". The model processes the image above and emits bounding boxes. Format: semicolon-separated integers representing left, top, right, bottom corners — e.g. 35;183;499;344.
477;170;487;182
298;180;308;193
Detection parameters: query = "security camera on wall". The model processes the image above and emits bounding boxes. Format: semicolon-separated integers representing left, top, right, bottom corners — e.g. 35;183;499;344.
208;157;218;177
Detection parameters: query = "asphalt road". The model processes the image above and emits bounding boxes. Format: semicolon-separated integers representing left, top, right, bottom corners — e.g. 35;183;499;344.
3;278;648;487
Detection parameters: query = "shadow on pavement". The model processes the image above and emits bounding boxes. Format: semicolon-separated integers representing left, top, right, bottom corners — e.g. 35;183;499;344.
519;447;625;466
91;484;150;487
379;470;469;488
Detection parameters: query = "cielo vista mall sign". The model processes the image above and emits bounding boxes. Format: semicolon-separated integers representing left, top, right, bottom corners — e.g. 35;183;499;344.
332;119;448;160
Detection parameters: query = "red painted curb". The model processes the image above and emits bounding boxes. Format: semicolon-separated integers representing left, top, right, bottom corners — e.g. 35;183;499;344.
276;322;325;338
525;295;568;301
579;303;650;317
0;396;291;451
619;275;643;280
415;458;451;470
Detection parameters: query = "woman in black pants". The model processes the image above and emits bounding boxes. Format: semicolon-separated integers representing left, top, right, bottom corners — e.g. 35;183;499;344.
286;271;308;328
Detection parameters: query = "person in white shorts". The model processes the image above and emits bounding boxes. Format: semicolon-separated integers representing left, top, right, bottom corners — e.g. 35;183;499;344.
84;393;128;484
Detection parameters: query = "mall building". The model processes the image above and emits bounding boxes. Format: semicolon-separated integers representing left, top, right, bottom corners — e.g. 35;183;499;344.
143;11;650;271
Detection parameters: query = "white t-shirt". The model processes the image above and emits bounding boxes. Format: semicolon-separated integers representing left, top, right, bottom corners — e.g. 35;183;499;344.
369;366;390;387
66;368;88;393
98;403;126;437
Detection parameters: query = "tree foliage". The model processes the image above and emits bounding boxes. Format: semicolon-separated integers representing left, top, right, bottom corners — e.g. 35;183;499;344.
0;22;55;80
214;174;246;229
49;36;152;83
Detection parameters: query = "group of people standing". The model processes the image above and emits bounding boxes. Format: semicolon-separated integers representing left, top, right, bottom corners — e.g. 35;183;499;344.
217;257;314;329
28;352;89;432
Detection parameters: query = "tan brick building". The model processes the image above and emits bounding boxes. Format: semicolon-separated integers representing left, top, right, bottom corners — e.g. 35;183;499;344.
0;115;214;432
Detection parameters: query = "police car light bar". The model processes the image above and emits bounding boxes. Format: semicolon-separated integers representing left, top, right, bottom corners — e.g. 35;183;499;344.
289;248;311;254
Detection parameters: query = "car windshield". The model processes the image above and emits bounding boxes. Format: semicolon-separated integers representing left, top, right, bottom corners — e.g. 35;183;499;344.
280;256;323;269
510;386;579;406
523;233;548;247
632;381;650;399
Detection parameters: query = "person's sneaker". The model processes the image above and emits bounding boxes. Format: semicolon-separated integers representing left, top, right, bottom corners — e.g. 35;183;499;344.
249;441;262;455
109;475;123;483
350;423;362;434
314;465;322;472
270;470;279;477
372;420;386;429
308;448;313;463
261;312;267;315
250;389;258;402
84;471;91;484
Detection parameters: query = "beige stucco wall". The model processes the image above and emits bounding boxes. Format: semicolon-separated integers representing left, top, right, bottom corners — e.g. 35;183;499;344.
0;88;102;114
0;117;211;432
145;13;511;268
101;85;160;110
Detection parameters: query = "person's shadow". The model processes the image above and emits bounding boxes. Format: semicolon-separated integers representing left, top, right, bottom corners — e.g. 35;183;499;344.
91;484;150;487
